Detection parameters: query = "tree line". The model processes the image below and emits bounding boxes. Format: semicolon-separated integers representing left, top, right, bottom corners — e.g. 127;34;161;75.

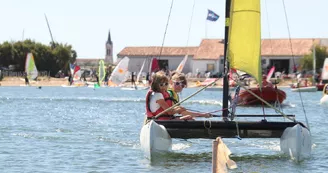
0;40;327;78
300;45;328;73
0;39;76;77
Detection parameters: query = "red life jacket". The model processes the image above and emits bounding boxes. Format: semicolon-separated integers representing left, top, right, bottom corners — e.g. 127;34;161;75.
145;89;174;120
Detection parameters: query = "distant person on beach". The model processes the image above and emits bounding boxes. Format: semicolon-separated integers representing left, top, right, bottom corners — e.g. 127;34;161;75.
68;73;73;86
131;72;136;88
95;73;100;86
104;71;109;86
24;72;30;86
146;72;150;86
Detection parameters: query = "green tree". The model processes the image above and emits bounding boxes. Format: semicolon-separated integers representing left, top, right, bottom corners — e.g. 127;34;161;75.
0;39;77;76
300;45;328;72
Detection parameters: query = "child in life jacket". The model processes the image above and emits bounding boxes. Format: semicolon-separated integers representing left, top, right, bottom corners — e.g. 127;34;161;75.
168;72;211;118
148;72;193;120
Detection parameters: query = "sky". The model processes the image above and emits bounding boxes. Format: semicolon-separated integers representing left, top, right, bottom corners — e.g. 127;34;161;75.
1;0;328;62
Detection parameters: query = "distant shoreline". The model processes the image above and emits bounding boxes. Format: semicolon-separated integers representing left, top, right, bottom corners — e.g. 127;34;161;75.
0;77;294;88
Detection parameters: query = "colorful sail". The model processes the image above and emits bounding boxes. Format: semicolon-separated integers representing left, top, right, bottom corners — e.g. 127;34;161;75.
176;55;188;73
266;66;275;82
136;59;146;85
25;53;38;80
321;58;328;80
69;63;81;82
98;60;106;83
109;56;130;85
228;0;262;85
149;58;160;73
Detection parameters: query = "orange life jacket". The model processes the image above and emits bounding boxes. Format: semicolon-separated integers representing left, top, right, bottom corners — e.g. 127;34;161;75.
145;89;174;120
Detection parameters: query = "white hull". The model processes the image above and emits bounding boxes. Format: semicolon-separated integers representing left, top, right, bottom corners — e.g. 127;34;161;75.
280;124;312;162
140;120;172;160
61;85;77;88
291;86;317;92
121;86;149;90
320;94;328;105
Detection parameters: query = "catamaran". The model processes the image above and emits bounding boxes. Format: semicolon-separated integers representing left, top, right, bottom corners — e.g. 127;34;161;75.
140;0;311;163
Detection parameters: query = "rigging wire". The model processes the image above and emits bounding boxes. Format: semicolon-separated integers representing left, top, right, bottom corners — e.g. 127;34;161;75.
261;0;273;117
179;0;196;101
281;0;310;130
186;0;196;46
158;0;175;60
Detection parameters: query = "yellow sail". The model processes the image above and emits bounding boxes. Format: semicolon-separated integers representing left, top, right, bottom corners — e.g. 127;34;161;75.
228;0;262;85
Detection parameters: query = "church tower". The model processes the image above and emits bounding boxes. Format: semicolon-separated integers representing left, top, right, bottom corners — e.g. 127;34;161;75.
105;30;113;64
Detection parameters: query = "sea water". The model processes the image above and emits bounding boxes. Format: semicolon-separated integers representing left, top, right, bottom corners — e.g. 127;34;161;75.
0;86;327;172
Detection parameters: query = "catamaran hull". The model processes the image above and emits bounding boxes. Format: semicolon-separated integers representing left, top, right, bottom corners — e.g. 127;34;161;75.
140;120;172;160
320;95;328;105
280;124;312;162
237;87;286;105
316;83;325;91
61;85;77;88
291;86;317;92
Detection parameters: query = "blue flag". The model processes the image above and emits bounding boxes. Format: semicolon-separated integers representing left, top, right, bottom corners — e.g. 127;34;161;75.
207;9;219;22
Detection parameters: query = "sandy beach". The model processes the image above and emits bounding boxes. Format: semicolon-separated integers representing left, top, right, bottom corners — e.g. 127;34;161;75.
0;77;294;88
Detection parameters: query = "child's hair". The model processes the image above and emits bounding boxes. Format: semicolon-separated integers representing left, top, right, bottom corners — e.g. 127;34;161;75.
171;72;187;86
151;73;169;92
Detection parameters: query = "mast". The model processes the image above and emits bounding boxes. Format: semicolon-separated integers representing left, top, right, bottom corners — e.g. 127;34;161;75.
222;0;232;118
44;14;55;48
313;42;316;85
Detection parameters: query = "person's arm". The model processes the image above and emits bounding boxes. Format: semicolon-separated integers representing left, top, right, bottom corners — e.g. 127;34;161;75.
180;110;211;118
157;99;175;115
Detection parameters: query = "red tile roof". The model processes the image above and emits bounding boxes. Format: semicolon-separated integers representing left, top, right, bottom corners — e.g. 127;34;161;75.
118;47;198;57
194;39;224;59
117;38;325;60
261;38;320;56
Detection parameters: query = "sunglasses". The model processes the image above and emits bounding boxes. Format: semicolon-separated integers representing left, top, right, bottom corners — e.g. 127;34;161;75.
173;81;186;87
159;83;169;87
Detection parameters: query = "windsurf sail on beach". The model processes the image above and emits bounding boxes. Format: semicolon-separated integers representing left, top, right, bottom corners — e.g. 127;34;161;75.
109;56;130;85
25;53;38;80
266;66;275;82
149;57;159;73
69;63;81;82
136;59;146;85
98;60;106;83
176;55;188;73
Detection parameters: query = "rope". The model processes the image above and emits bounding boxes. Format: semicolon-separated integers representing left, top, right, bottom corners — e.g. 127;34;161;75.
154;78;219;119
158;0;174;60
204;120;212;137
281;0;310;131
